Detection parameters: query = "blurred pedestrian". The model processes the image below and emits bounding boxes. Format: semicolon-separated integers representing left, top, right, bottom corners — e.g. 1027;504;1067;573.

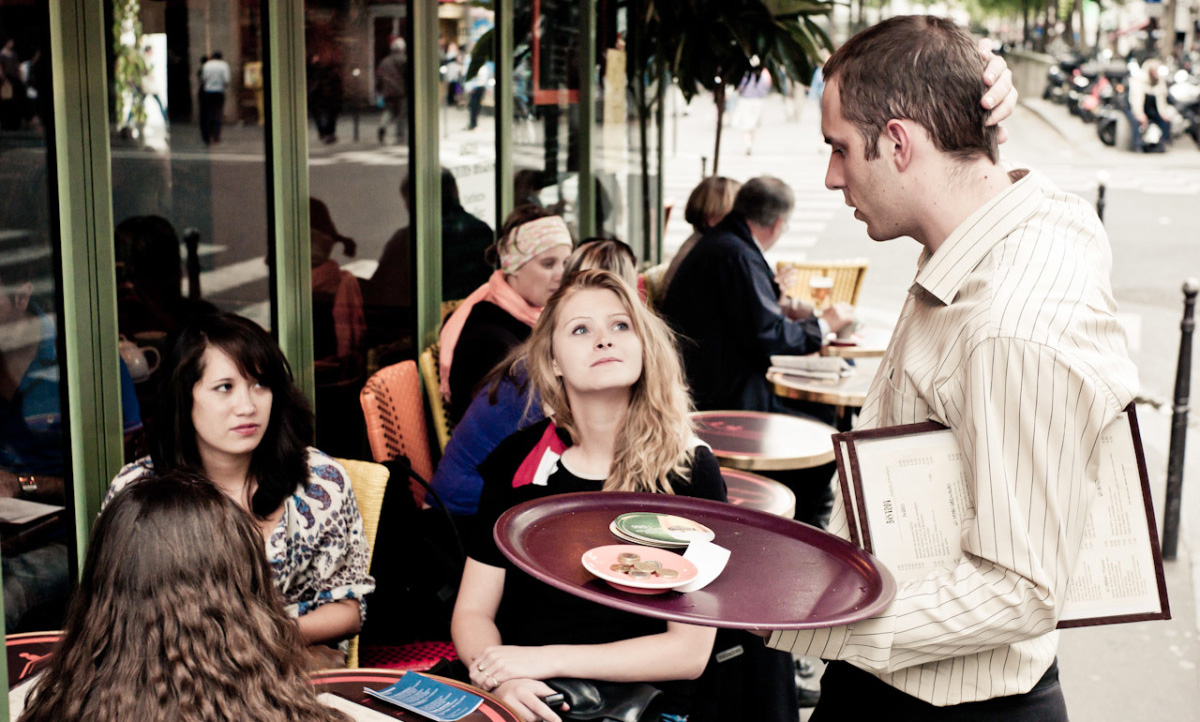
199;51;231;145
376;38;408;145
733;66;770;155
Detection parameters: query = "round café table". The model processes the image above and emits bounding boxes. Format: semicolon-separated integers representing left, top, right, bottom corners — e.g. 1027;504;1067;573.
722;468;795;517
819;324;892;359
768;358;879;431
4;635;520;722
6;631;59;689
313;669;524;721
691;410;837;471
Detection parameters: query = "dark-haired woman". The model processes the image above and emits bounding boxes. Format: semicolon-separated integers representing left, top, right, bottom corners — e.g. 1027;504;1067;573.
20;471;351;722
439;205;573;423
107;313;373;649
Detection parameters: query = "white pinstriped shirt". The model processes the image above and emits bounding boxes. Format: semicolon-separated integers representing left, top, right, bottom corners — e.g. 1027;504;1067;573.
767;169;1138;706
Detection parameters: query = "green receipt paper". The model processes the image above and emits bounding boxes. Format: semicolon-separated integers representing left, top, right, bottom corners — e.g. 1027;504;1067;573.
364;673;483;721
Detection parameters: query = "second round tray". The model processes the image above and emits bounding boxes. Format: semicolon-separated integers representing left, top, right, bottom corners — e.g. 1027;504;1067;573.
494;491;895;630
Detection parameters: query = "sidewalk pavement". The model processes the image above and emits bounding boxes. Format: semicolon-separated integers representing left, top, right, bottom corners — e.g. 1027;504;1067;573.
1020;96;1200;164
953;96;1200;719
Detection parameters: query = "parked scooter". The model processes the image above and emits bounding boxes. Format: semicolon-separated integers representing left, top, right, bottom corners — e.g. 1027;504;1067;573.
1095;81;1127;147
1044;53;1083;104
1168;69;1200;148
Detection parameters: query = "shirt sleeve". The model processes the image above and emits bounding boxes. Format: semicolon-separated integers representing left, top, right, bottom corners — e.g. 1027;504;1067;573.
680;446;728;503
294;457;377;625
726;253;825;358
768;337;1124;672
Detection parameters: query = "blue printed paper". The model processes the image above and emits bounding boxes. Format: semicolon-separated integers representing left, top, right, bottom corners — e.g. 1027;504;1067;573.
363;673;483;721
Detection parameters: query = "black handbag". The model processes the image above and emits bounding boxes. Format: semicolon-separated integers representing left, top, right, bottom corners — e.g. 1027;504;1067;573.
544;678;664;722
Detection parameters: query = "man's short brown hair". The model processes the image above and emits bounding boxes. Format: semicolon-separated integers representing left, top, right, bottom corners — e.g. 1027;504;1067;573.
823;15;998;163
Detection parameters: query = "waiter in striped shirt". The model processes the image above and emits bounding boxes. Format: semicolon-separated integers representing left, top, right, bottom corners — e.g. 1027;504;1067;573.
759;15;1139;720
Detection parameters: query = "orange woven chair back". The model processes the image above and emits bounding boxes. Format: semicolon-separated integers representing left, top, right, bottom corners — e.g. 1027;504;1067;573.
360;360;434;507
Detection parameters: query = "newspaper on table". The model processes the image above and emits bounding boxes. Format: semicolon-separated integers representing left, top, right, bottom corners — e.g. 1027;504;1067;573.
832;403;1169;628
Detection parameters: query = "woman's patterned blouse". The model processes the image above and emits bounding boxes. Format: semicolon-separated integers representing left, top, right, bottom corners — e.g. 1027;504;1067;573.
107;449;376;624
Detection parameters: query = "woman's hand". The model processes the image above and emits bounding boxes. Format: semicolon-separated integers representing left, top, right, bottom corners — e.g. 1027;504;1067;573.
492;678;566;722
302;643;348;671
978;40;1017;141
471;645;559;690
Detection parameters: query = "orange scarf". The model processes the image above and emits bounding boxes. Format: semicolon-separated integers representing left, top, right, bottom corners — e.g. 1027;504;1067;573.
439;270;541;400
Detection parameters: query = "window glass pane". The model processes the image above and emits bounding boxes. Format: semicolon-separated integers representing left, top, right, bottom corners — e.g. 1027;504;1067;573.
514;0;582;237
595;0;659;259
440;0;496;301
0;1;75;633
305;0;415;457
107;0;272;461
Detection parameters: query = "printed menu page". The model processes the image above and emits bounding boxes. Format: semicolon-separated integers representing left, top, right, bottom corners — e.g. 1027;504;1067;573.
837;410;1168;627
364;673;482;722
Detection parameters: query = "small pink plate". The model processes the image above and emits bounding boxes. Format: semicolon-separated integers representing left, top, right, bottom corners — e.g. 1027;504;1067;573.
581;544;699;595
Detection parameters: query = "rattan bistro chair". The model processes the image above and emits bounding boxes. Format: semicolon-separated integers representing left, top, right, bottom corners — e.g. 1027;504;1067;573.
419;343;454;453
360;360;435;507
332;457;389;668
776;258;870;307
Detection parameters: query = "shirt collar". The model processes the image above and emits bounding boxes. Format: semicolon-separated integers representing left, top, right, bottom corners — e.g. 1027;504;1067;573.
913;168;1043;305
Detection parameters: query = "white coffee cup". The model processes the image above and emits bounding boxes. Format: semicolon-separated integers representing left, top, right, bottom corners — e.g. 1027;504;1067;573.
119;335;161;382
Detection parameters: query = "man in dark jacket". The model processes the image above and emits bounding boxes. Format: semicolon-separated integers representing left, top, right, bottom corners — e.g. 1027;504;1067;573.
376;38;407;144
662;176;852;413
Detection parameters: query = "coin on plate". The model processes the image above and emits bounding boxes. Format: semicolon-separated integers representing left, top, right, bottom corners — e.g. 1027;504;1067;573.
610;563;632;573
617;552;640;564
658;568;679;578
628;569;652;579
633;560;661;572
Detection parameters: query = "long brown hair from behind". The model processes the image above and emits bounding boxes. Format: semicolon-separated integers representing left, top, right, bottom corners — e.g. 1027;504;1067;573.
525;269;696;494
19;471;349;722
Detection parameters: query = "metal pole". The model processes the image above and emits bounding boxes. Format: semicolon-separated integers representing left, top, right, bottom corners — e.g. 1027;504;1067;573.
1096;170;1108;224
1162;277;1199;560
183;227;202;299
701;155;707;178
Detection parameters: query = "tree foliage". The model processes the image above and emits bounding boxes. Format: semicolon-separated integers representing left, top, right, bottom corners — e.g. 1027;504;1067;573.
644;0;835;172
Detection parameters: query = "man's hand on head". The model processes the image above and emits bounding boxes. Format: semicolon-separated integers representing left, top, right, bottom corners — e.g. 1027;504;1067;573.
978;40;1017;143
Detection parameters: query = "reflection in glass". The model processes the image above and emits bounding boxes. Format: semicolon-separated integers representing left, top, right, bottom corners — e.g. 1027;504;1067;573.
595;0;659;258
511;0;582;237
305;1;417;456
440;0;496;302
0;0;75;633
107;0;270;460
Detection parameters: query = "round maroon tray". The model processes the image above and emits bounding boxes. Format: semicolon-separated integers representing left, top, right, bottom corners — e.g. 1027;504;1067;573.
495;492;895;630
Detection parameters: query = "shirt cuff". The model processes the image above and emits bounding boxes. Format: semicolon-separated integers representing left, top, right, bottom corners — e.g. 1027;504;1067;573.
817;317;831;340
766;625;852;658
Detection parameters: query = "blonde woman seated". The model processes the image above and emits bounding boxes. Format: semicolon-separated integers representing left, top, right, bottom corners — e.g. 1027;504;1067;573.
19;471;350;722
451;270;725;722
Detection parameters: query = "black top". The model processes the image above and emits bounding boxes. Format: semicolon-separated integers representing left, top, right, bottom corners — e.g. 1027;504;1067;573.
470;419;727;714
661;213;824;412
448;301;531;424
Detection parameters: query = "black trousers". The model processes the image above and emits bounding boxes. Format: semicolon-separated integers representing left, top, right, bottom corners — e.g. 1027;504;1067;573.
811;660;1068;722
200;90;225;144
